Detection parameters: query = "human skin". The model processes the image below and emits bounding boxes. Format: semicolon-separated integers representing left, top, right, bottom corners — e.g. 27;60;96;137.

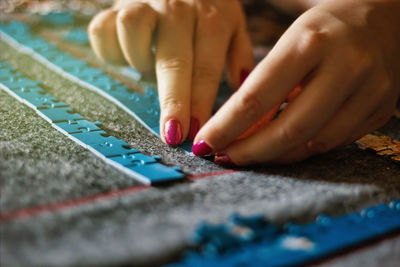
88;0;254;145
89;0;400;165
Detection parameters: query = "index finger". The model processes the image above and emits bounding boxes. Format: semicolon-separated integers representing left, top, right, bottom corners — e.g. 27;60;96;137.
193;25;322;154
155;1;195;145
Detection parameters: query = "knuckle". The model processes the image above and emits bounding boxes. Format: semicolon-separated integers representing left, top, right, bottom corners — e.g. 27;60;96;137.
278;123;306;146
160;96;184;112
192;64;220;85
157;58;191;74
117;4;152;26
88;10;115;36
346;46;375;77
297;27;329;53
236;92;266;120
117;8;138;26
88;19;103;37
167;0;192;14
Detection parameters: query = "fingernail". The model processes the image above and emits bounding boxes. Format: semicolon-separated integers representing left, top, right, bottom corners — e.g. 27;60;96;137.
188;117;200;141
214;154;235;167
240;70;250;86
192;140;213;156
164;119;182;146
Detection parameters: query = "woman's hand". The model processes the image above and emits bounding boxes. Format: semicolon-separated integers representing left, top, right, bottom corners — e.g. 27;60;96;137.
88;0;254;145
193;0;400;165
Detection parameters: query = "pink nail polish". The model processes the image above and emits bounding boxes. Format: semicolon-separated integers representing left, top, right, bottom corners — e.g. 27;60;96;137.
164;119;182;146
214;154;235;167
192;140;213;156
240;70;250;86
188;117;200;141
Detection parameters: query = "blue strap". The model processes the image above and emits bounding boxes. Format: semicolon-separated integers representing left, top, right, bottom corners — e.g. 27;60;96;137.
0;20;193;151
0;61;184;184
174;199;400;266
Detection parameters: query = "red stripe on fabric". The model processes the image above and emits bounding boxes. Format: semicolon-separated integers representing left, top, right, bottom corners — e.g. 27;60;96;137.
188;169;237;180
0;170;237;223
0;185;150;223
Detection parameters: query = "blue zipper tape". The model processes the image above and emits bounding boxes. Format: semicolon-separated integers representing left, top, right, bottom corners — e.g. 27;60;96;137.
174;199;400;266
0;20;193;151
0;60;184;184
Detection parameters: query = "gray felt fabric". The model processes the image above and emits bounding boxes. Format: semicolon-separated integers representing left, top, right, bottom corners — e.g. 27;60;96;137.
1;35;400;266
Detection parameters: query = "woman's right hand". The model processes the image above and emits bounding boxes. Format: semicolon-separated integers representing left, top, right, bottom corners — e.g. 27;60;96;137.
193;0;400;165
88;0;254;145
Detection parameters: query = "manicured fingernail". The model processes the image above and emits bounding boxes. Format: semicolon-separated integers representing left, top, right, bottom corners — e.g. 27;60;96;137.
192;140;213;156
164;119;182;146
214;154;235;167
188;117;200;141
240;70;250;86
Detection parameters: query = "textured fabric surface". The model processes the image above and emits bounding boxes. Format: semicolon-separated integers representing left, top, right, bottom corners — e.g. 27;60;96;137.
1;32;400;266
